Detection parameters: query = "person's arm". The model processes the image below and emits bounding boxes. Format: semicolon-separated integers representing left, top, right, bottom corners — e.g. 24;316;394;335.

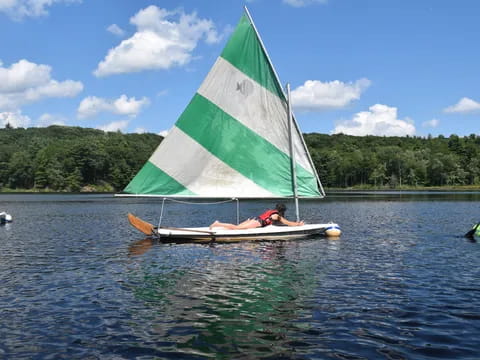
272;214;304;226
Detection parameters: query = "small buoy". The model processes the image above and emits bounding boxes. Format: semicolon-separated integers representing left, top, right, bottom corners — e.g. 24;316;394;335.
325;224;341;237
0;212;12;224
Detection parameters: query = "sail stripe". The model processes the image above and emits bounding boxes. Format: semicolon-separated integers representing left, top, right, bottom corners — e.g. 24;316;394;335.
123;161;195;196
176;94;320;197
148;126;277;197
221;14;285;101
198;56;313;173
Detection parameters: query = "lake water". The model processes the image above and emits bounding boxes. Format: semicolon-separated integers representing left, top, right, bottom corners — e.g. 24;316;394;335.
0;192;479;359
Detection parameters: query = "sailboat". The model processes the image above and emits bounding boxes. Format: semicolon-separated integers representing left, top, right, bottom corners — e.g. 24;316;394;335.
120;7;341;242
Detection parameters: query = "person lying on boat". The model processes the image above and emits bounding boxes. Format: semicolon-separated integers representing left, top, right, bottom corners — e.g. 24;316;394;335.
209;203;304;230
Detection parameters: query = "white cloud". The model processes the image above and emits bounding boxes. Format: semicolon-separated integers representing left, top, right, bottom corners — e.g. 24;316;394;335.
97;120;129;133
0;110;31;128
107;24;125;37
0;0;81;20
37;113;66;127
94;6;221;77
0;59;83;111
0;59;50;92
291;78;371;111
134;127;146;134
332;104;416;136
422;118;439;128
159;129;169;137
283;0;328;7
444;97;480;113
77;94;149;119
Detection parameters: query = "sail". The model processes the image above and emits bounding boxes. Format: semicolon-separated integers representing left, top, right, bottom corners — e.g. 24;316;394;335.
123;11;323;198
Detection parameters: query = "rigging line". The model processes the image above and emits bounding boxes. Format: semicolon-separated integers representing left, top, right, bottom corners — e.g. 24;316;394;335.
157;197;241;227
160;198;238;206
287;83;300;222
158;197;167;230
236;198;239;225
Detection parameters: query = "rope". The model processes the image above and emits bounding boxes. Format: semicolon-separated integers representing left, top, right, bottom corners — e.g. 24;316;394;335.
157;197;240;227
236;198;239;224
157;197;167;229
161;197;236;206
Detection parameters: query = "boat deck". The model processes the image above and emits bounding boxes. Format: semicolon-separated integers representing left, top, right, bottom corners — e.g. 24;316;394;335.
155;223;339;242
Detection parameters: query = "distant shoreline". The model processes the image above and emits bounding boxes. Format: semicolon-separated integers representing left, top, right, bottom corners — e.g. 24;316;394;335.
326;185;480;192
1;186;480;194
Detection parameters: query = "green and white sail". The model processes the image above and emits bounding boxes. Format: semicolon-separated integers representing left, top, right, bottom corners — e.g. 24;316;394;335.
123;10;324;198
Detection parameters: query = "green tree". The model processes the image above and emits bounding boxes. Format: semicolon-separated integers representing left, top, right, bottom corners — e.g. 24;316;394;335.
369;163;387;187
8;151;34;189
65;168;82;192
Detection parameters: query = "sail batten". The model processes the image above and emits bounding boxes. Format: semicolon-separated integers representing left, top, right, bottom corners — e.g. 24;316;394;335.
121;9;323;198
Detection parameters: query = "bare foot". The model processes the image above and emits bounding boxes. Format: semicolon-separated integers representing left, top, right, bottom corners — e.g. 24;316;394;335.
209;220;219;230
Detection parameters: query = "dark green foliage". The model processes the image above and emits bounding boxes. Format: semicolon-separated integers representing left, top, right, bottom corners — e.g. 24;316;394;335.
0;126;161;192
0;126;479;191
304;133;480;188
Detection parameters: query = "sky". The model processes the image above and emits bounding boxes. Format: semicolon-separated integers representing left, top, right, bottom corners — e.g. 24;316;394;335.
0;0;479;137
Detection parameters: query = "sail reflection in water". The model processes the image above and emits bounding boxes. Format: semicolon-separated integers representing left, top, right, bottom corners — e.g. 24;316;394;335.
126;241;327;358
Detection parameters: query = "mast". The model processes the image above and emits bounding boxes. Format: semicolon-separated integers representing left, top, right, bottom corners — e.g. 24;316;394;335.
287;83;300;221
243;6;325;198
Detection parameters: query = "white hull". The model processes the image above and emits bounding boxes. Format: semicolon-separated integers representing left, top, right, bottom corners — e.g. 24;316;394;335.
155;223;340;242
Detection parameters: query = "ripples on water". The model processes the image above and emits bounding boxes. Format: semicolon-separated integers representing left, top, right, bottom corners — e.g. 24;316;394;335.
0;193;479;359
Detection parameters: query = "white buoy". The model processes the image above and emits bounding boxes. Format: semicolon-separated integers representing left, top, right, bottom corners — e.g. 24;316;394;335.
0;212;12;224
325;224;341;237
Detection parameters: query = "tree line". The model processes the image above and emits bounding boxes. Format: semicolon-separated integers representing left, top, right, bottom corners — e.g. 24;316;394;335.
305;133;480;188
0;126;161;192
0;125;479;192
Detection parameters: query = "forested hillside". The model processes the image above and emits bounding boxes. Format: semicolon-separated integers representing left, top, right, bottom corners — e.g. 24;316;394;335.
304;133;480;188
1;126;479;192
0;126;161;192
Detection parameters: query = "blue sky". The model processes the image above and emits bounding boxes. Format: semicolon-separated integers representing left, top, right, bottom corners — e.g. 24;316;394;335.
0;0;479;137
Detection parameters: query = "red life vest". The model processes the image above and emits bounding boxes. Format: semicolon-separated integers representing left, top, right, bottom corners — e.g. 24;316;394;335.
258;209;279;227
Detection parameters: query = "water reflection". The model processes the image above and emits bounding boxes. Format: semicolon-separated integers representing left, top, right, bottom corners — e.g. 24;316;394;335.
126;240;328;358
1;193;480;359
128;238;156;257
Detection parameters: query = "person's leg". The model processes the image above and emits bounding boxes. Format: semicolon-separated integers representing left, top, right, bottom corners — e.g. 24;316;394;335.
210;219;261;230
210;220;236;229
235;219;261;229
